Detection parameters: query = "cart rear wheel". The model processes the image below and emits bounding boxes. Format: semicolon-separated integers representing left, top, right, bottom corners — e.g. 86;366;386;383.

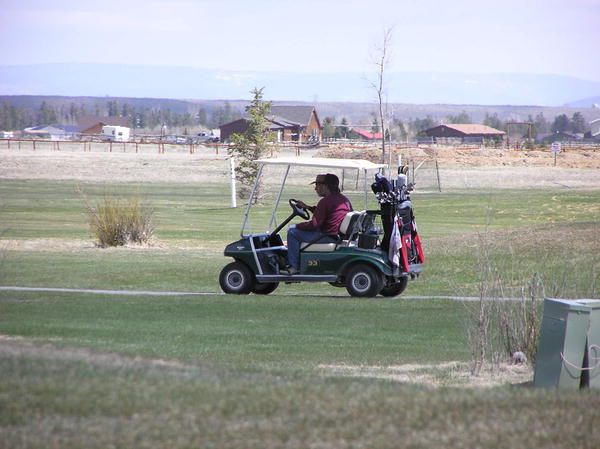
345;264;384;297
219;261;254;294
252;282;279;295
380;277;408;297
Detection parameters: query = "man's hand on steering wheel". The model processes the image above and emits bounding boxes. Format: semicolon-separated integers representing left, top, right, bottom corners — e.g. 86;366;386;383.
295;200;311;210
289;198;311;220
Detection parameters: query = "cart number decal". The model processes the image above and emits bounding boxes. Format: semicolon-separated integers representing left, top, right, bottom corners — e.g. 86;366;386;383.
308;260;319;267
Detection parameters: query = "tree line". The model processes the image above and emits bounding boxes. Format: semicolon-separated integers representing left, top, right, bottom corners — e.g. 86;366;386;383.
1;98;593;140
321;110;593;141
0;100;242;133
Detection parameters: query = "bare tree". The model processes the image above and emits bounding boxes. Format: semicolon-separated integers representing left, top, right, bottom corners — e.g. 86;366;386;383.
368;27;393;169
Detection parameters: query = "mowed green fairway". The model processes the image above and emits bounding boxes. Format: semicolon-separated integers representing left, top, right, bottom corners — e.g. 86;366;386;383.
1;178;600;448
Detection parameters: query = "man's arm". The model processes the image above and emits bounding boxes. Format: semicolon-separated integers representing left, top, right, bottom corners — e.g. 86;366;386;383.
296;199;326;231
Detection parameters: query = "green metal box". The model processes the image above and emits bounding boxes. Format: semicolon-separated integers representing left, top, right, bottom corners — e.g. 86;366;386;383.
576;299;600;389
534;298;590;389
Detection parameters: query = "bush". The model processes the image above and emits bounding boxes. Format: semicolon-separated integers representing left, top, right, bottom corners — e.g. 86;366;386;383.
79;188;154;247
498;274;542;364
465;233;542;375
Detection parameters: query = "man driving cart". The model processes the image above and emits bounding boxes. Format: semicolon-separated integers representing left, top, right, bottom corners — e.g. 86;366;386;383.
283;173;352;274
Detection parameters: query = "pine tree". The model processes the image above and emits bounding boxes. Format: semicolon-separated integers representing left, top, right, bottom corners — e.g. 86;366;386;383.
483;113;503;130
571;112;586;134
228;87;272;203
38;101;57;125
551;114;571;133
322;116;336;139
340;117;349;139
447;110;472;124
533;112;549;134
371;115;379;134
197;107;208;126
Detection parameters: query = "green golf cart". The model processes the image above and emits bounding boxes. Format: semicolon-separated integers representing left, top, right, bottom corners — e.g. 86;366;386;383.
219;157;424;297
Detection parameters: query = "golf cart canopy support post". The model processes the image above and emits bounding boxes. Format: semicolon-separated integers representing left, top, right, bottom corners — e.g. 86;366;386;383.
269;165;291;231
240;157;386;237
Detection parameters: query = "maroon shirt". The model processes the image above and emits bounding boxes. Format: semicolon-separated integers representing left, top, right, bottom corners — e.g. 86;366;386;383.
296;192;353;235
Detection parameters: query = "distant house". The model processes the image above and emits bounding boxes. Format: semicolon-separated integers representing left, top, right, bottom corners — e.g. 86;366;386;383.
269;105;322;143
423;124;505;143
220;105;322;143
536;131;581;144
78;116;130;135
220;118;250;143
23;124;78;140
349;128;383;140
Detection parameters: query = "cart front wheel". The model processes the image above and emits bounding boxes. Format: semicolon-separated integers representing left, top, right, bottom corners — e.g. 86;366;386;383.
345;264;384;297
219;262;254;294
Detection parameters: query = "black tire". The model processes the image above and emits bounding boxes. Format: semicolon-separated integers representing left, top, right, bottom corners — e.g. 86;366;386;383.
380;277;409;297
252;282;279;295
219;261;255;294
345;264;384;297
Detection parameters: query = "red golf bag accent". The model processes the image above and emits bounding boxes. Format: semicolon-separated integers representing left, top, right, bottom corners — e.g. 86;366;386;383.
412;224;425;264
397;206;424;271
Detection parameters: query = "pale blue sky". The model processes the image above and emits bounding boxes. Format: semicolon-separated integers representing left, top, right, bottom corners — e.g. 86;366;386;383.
1;0;599;81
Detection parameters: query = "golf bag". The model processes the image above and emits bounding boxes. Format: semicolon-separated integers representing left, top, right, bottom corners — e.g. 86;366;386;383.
372;170;424;272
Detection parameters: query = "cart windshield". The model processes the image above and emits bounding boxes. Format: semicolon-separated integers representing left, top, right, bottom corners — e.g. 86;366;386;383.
240;157;386;237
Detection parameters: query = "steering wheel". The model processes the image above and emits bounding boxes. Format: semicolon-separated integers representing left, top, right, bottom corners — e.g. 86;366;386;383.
289;198;310;220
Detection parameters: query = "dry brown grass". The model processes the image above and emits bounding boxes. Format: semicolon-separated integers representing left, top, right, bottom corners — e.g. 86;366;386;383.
2;144;600;189
318;361;532;388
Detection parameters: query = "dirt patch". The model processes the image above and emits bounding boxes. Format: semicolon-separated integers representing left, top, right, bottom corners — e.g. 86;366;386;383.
319;361;532;388
2;238;98;252
324;144;600;169
1;238;226;254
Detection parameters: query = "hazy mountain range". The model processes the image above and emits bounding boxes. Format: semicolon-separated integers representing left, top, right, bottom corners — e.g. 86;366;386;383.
1;63;599;107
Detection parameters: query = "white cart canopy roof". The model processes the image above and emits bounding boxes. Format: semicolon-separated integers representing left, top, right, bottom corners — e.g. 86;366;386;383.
254;157;385;171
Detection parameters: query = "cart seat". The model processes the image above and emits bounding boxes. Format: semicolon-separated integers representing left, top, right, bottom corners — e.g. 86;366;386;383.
301;211;364;252
301;242;338;251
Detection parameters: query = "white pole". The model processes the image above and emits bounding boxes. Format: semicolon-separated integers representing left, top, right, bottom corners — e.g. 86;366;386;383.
229;157;237;208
